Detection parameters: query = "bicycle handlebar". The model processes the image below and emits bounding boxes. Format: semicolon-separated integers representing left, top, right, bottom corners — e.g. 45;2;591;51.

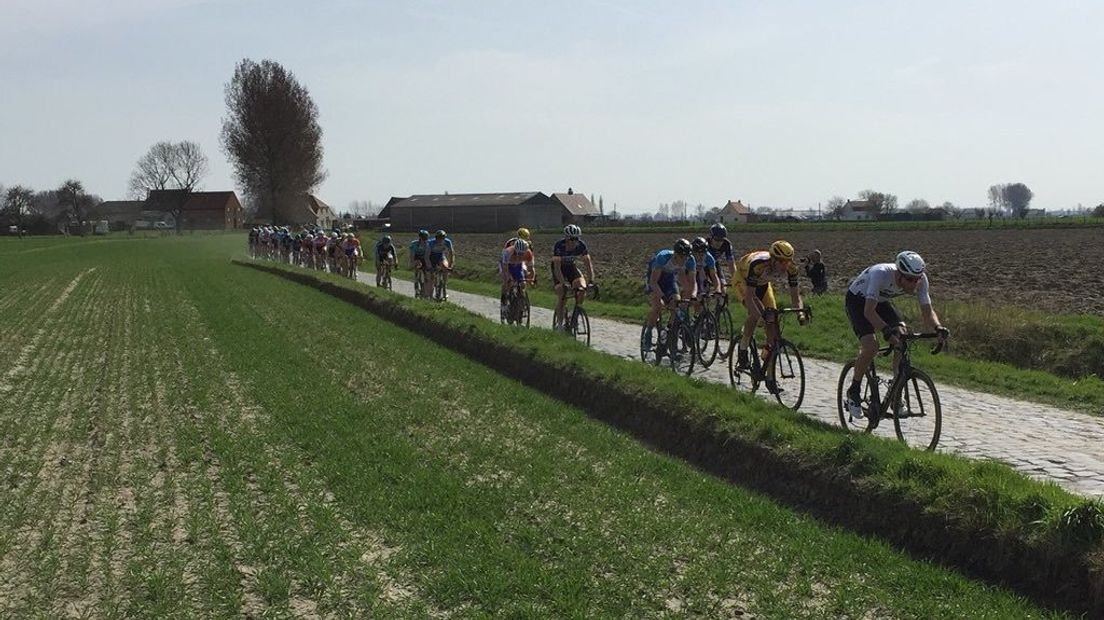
880;332;948;356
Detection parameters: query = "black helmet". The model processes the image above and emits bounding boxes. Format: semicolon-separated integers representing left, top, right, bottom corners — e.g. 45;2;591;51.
691;237;708;252
710;223;728;239
673;238;692;255
382;235;392;243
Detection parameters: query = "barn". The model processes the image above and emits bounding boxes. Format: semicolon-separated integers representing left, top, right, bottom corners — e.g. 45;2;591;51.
381;192;563;233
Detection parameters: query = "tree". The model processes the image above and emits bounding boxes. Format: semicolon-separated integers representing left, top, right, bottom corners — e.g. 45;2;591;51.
57;179;96;224
858;189;898;218
940;201;963;219
988;184;1007;214
825;196;846;220
129;140;209;233
220;58;326;225
1002;182;1034;218
905;198;930;213
1092;204;1104;218
4;185;36;230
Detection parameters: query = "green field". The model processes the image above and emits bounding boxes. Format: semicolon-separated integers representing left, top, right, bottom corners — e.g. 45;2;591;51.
0;235;1077;617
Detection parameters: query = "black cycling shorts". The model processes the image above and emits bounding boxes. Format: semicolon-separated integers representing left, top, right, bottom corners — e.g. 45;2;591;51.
845;291;902;337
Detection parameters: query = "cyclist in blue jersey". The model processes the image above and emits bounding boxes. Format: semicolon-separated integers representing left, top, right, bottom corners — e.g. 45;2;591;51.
644;238;697;344
409;230;430;297
426;230;454;301
692;237;723;308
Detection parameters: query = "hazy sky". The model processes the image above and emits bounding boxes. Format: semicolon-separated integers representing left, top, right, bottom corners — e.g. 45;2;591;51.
2;0;1102;213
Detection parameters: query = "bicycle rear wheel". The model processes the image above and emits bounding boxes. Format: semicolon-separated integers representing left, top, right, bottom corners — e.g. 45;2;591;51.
570;306;590;346
728;336;759;392
891;369;942;451
694;312;718;368
669;323;696;376
836;362;880;433
640;324;662;365
769;339;805;410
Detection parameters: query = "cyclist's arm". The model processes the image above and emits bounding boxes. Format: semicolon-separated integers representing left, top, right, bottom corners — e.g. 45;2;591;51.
707;267;721;294
552;255;564;284
680;271;697;301
863;298;891;332
920;304;943;332
583;254;594;281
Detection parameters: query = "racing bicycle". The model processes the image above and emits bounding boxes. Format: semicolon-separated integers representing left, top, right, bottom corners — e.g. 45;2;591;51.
727;306;811;410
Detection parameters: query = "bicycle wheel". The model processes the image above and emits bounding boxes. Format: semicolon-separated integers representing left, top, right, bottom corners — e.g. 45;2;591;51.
669;323;696;376
694;312;718;368
640;323;662;365
570;306;591;346
836;362;880;433
716;308;735;360
414;273;424;298
768;339;805;410
728;336;759;392
891;369;942;451
521;293;531;328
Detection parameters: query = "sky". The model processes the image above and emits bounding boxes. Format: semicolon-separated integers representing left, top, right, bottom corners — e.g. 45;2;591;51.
2;0;1103;213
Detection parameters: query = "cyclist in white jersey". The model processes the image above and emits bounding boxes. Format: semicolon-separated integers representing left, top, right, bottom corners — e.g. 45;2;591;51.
843;251;949;419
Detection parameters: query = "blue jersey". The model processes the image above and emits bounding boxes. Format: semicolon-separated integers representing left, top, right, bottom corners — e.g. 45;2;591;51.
695;251;717;277
650;250;696;275
409;239;428;257
428;238;453;256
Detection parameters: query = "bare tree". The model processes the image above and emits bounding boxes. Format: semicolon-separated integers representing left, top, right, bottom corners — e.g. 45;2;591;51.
220;58;326;225
1002;182;1034;218
988;184;1007;214
129;140;209;233
57;179;96;225
940;201;963;219
825;195;846;220
4;186;36;229
905;198;930;213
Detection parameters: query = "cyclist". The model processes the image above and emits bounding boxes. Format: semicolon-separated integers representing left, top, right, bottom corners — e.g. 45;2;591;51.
733;241;806;389
843;251;949;419
426;230;454;300
707;223;736;286
500;227;531;299
409;230;431;297
340;232;361;275
500;238;535;319
643;238;698;347
313;230;328;268
692;237;723;305
248;227;259;257
374;234;397;287
552;224;595;331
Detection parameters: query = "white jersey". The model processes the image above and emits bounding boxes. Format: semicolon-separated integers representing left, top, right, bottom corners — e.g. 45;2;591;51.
848;263;931;306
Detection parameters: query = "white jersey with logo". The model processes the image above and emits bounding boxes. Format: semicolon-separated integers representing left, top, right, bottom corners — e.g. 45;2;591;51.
848;263;931;306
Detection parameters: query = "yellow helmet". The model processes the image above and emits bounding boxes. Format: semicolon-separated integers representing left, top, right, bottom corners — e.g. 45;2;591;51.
769;240;795;261
516;227;531;241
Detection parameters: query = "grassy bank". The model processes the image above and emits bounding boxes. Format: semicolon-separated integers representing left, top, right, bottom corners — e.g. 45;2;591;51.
247;258;1104;616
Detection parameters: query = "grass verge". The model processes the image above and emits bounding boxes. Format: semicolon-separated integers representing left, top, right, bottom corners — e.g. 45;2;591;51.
241;258;1104;617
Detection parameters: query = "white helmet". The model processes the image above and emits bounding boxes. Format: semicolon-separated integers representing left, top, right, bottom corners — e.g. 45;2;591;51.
896;251;925;276
563;224;582;238
513;238;529;253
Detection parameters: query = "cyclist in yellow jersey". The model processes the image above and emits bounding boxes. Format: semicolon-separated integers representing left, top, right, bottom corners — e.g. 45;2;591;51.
734;240;806;372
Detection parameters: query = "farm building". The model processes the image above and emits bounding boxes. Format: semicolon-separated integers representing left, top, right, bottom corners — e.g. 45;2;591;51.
146;190;246;230
381;190;595;232
718;200;752;224
840;199;878;221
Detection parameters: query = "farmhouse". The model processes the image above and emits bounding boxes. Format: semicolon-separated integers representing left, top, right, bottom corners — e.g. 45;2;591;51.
146;190;246;230
284;194;337;228
381;190;596;232
717;200;752;224
840;199;878;221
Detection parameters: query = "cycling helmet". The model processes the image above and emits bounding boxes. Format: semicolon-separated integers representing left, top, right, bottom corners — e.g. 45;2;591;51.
769;240;795;261
435;230;446;239
896;251;926;276
381;235;391;243
673;238;692;255
513;239;529;253
710;223;728;239
418;229;429;239
516;227;531;241
563;224;582;239
691;237;708;252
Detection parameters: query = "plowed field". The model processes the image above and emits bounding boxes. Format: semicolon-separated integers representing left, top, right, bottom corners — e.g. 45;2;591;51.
446;228;1104;315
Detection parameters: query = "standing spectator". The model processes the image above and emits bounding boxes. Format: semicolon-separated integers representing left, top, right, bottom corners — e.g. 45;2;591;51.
804;249;828;295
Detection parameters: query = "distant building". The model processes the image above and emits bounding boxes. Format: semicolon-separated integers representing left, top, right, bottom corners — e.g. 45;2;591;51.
146;190;245;230
551;188;600;225
840;199;878;221
717;200;752;224
380;191;578;232
90;201;146;230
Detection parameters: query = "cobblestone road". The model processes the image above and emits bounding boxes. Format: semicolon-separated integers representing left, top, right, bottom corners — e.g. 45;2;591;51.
363;271;1104;498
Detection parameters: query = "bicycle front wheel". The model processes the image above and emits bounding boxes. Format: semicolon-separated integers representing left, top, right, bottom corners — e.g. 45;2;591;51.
570;306;591;346
769;339;805;410
716;308;735;360
891;369;942;451
694;312;718;368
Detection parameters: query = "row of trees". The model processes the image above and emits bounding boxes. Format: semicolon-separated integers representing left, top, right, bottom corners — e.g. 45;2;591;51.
822;183;1037;220
0;180;103;234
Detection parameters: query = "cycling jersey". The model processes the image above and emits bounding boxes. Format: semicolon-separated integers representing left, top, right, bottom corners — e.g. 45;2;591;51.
409;239;428;257
374;241;396;259
342;238;361;257
650;250;696;275
428;238;453;256
707;237;734;262
553;239;589;265
694;251;718;290
737;251;799;288
502;245;533;265
847;263;931;306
